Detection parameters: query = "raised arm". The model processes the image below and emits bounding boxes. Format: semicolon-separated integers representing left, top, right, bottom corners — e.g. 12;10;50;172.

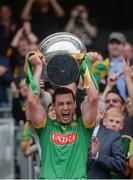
23;21;38;43
27;52;47;128
64;9;77;32
123;60;133;103
102;73;118;100
81;76;99;127
21;0;35;20
11;28;23;47
49;0;65;17
81;53;99;127
81;12;97;38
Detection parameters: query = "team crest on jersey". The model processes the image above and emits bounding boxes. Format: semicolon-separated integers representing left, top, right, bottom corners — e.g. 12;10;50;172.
51;132;77;145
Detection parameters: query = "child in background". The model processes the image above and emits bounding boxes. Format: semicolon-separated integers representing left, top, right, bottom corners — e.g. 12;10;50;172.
103;107;133;179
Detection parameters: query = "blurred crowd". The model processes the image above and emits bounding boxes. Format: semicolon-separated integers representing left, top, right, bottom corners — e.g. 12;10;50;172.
0;0;133;179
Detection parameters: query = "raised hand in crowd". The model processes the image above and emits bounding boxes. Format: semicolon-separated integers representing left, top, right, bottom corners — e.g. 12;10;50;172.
123;59;131;77
123;59;133;103
49;0;65;17
21;0;65;41
11;21;38;48
21;0;36;20
23;21;38;43
64;4;97;50
102;73;118;100
65;4;97;38
87;52;99;64
21;0;64;21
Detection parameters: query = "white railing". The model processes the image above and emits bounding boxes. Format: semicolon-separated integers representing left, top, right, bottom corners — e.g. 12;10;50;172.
0;113;40;179
0;118;15;178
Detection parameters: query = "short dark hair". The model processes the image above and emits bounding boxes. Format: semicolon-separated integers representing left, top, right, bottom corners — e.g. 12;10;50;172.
106;87;125;104
52;87;75;104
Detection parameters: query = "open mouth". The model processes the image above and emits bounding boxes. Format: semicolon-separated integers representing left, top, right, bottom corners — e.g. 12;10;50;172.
62;112;70;120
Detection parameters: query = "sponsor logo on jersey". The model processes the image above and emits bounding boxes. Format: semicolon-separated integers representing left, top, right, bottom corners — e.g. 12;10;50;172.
51;132;77;145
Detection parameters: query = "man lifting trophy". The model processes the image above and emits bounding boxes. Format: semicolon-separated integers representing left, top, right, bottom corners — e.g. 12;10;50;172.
26;32;99;179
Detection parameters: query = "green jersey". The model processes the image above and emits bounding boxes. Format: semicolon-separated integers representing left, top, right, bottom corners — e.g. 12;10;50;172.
36;116;94;179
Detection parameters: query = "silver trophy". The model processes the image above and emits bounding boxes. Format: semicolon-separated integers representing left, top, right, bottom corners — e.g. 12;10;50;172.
39;32;87;86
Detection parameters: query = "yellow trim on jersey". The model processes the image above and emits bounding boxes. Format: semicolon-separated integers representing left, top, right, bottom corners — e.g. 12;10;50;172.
34;116;47;129
83;118;95;129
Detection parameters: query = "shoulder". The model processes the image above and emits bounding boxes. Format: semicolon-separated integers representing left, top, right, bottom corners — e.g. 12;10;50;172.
102;125;121;138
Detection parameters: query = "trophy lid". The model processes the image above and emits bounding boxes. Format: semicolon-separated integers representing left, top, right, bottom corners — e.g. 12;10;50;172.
39;32;87;57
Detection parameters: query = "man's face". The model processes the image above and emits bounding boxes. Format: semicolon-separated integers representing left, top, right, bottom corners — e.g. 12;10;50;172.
105;93;124;110
108;40;124;58
18;40;30;57
0;5;12;21
53;93;76;124
103;115;124;131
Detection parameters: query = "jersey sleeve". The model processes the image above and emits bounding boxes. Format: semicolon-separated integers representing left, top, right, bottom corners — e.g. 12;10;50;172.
82;117;96;129
34;114;48;138
78;116;95;139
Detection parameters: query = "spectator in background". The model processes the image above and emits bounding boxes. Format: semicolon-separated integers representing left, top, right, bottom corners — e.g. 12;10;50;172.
102;74;126;112
47;103;56;120
7;20;38;76
8;36;31;78
103;108;133;179
11;20;38;47
21;0;65;41
122;60;133;107
122;60;133;138
123;42;133;64
87;106;126;179
101;72;133;139
0;4;18;55
12;78;28;125
0;54;15;117
64;4;97;51
107;32;128;101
